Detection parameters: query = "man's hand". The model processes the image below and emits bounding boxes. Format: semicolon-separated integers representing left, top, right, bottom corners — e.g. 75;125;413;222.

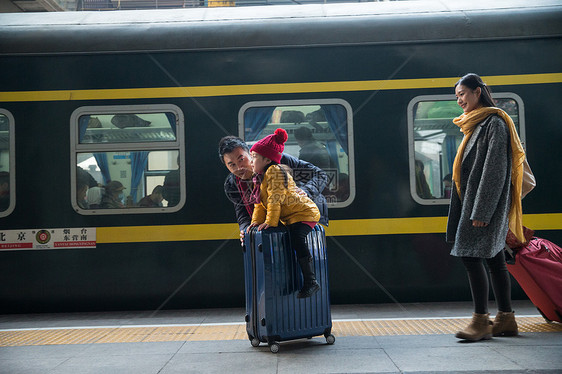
472;220;489;227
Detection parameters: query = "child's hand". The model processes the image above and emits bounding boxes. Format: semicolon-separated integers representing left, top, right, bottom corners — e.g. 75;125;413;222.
295;187;307;197
246;223;258;233
257;223;270;231
239;230;245;246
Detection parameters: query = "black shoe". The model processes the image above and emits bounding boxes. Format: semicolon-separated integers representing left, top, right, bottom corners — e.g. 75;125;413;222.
297;280;320;298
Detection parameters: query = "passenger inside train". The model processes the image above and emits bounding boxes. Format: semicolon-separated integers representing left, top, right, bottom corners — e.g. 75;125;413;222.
442;173;452;199
76;180;89;210
0;171;9;212
294;126;332;171
86;186;104;209
138;185;164;208
415;160;434;199
100;181;126;209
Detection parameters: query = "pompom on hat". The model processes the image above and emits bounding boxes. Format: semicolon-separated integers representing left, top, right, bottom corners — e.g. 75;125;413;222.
250;128;288;164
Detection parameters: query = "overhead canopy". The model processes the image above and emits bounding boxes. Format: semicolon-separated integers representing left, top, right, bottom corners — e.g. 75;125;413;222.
1;0;561;55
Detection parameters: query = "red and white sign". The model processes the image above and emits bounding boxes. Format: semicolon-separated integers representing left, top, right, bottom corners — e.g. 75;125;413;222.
0;228;96;250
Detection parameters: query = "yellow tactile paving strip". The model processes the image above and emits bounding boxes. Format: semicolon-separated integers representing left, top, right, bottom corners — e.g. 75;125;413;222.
0;317;560;347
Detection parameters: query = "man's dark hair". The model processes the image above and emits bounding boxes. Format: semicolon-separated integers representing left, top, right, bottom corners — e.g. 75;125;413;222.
294;126;313;142
218;136;250;164
152;185;164;195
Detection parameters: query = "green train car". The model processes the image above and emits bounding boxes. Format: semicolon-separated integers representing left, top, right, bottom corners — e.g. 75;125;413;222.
0;0;561;313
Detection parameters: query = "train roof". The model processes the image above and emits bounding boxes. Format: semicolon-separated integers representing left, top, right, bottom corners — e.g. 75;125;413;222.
1;0;561;55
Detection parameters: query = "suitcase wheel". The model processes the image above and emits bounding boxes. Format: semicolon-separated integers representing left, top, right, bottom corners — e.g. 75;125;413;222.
325;334;336;345
269;342;280;353
250;337;261;347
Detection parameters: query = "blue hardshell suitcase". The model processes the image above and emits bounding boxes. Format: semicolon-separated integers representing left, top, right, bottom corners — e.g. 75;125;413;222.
242;224;334;353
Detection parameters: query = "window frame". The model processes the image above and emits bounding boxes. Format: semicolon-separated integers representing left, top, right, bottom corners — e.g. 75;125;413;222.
238;98;355;208
407;93;525;205
70;104;185;214
0;109;15;218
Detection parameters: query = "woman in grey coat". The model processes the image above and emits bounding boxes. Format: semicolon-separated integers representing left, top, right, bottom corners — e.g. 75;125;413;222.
447;73;526;342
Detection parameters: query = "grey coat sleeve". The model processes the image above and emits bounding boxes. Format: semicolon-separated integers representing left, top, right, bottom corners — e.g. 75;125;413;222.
470;117;509;224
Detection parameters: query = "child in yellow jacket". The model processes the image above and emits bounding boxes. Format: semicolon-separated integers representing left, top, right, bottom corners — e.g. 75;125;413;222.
247;128;321;298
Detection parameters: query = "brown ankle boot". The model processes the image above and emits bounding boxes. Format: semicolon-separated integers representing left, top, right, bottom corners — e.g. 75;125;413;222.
492;311;518;336
455;313;493;341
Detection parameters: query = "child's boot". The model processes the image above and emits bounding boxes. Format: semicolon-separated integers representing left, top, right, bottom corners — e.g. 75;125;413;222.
492;311;518;336
455;313;493;341
297;256;320;298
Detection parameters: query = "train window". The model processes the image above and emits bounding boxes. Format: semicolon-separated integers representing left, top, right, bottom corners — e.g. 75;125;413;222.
0;110;15;217
71;105;185;214
239;99;355;207
407;94;524;205
79;113;177;144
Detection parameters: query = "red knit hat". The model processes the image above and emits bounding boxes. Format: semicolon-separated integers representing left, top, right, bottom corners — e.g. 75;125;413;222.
250;128;288;164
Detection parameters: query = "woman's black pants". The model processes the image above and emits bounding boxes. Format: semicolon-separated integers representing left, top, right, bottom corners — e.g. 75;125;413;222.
461;250;512;314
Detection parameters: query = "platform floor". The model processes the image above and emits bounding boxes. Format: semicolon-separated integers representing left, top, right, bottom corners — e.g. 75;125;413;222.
1;300;561;373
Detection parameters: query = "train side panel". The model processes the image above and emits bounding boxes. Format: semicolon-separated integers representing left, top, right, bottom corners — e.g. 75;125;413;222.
0;5;561;313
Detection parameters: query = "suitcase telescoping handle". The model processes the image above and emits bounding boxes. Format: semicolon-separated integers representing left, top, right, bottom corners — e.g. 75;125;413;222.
242;227;263;253
242;227;256;253
504;244;515;265
537;239;562;262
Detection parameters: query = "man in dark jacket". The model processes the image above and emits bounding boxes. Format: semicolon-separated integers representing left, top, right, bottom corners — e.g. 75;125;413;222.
218;136;328;243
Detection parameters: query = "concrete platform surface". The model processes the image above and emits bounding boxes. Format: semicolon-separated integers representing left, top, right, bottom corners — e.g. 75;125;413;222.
0;300;561;374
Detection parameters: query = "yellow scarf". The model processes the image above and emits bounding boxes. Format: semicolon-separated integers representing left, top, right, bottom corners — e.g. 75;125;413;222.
452;107;526;243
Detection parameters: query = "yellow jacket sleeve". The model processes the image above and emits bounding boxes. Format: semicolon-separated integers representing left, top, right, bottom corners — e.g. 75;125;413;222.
251;203;266;225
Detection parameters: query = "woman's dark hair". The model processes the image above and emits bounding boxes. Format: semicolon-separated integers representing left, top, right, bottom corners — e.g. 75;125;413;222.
218;136;250;164
455;73;495;108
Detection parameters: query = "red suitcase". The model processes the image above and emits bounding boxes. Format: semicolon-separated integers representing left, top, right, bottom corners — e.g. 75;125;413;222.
507;237;562;323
